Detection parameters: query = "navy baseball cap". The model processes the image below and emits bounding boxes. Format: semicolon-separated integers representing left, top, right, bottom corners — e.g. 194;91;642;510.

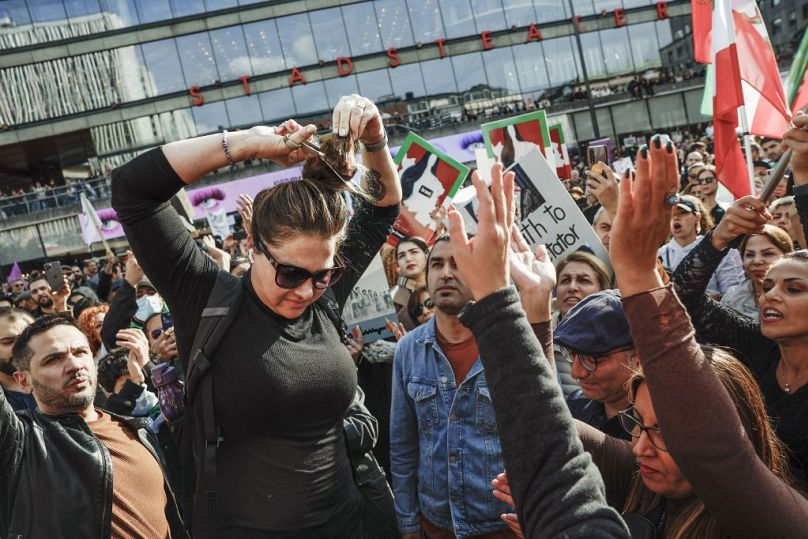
554;289;633;356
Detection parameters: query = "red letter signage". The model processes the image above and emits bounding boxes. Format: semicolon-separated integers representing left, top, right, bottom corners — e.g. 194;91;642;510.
336;57;353;76
613;8;626;27
656;2;669;19
288;67;306;87
435;38;447;58
387;48;401;67
526;24;543;42
480;31;494;50
189;86;204;106
240;75;251;96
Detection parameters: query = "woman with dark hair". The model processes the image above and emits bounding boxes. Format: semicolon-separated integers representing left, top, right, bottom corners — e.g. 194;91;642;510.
405;286;434;327
720;224;793;321
112;95;401;537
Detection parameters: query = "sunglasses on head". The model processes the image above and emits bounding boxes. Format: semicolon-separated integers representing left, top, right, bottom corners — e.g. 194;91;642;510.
413;298;434;318
256;240;345;290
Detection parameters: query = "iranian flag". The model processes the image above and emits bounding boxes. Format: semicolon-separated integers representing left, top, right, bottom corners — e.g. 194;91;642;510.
712;0;750;198
692;0;713;64
786;26;808;112
697;0;790;139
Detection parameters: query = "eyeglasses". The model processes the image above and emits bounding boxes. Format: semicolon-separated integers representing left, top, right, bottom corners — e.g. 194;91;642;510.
569;347;634;372
696;176;716;185
151;328;164;340
413;298;434;318
256;240;345;290
619;405;667;451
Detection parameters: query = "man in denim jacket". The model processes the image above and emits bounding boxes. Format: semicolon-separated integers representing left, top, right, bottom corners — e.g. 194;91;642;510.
391;236;512;538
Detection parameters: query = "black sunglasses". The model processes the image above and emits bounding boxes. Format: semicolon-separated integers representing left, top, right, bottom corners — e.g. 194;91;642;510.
696;176;716;185
413;298;434;318
257;240;345;290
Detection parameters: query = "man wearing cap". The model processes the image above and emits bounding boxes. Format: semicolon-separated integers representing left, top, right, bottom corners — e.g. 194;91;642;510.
554;290;635;440
13;292;36;314
657;194;743;298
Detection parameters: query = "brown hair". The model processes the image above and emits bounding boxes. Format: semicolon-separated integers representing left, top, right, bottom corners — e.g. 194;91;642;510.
554;251;611;292
622;345;792;538
738;224;794;258
250;134;362;249
76;304;109;355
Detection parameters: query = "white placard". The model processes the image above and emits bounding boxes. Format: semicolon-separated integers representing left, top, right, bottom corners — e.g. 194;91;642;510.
343;254;398;343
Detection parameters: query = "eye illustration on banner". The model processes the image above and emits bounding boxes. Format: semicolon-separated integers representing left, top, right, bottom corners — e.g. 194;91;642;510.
191;187;226;211
97;208;123;236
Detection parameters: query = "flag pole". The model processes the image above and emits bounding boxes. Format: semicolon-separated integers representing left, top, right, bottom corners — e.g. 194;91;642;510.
80;193;111;253
737;105;756;197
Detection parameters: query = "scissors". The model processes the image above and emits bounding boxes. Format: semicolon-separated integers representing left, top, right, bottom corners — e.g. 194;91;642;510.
285;135;358;193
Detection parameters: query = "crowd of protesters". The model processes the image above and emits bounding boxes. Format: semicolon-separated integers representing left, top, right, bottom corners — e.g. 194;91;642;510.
2;93;808;539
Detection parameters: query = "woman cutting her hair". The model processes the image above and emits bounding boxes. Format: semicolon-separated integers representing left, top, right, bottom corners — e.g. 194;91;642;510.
112;95;401;538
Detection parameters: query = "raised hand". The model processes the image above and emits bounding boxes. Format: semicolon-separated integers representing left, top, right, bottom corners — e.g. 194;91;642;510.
509;226;555;323
711;196;771;251
610;135;679;296
202;235;231;271
116;328;151;385
236;194;253;233
586;162;619;216
124;250;145;287
783;111;808;185
332;94;384;144
244;120;316;168
345;325;365;362
447;163;515;301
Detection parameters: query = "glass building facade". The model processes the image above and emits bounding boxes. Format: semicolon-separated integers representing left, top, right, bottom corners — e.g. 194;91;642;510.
0;0;701;179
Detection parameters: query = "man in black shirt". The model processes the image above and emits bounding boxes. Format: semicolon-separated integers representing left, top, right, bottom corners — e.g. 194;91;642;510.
555;290;637;441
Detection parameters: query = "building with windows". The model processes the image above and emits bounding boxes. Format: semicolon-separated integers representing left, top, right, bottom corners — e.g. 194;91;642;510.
0;0;724;266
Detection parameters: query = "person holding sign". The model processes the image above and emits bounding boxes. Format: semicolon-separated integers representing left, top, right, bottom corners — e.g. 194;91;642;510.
112;95;401;537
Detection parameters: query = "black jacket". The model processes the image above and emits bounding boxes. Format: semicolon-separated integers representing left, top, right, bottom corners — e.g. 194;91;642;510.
100;279;137;352
0;391;187;538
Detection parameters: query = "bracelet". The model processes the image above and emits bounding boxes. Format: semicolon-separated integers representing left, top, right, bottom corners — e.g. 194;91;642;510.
222;130;235;166
362;131;388;153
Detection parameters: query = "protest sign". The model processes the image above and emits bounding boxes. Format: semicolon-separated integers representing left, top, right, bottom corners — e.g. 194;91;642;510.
548;123;573;180
389;132;469;247
343;254;397;343
611;157;633;176
479;148;610;268
481;110;556;170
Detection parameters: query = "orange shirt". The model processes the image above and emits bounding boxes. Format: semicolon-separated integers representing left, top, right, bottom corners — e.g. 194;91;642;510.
88;410;171;539
436;329;479;385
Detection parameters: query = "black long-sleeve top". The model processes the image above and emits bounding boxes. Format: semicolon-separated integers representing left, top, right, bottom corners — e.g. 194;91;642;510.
111;148;399;535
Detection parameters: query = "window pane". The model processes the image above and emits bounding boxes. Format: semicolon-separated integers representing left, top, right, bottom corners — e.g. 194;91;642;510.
542;36;579;86
532;0;566;22
593;0;622;12
420;58;457;96
277;13;317;68
176;32;219;86
451;51;487;94
324;75;360;107
65;0;103;18
102;0;140;28
141;39;187;94
596;107;615;139
28;0;68;22
571;0;595;17
291;81;329;116
258;87;295;123
225;94;262;128
611;102;649;134
171;0;206;17
656;19;673;49
242;19;285;75
0;1;31;27
684;89;710;123
629;21;661;71
599;27;633;76
440;0;476;39
159;109;198;141
579;32;606;80
342;4;381;56
483;47;520;95
136;0;172;24
503;0;535;28
409;0;444;44
573;110;595;141
192;101;229;134
357;69;393;102
310;7;351;62
513;42;549;96
649;94;687;129
388;63;426;100
375;0;414;49
471;0;506;32
205;0;239;9
209;26;252;80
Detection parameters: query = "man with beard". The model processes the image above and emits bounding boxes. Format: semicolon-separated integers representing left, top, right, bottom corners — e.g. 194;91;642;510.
390;235;514;538
0;308;35;411
0;315;186;537
29;276;70;319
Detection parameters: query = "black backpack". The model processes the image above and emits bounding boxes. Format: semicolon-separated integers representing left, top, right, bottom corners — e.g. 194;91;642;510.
183;271;396;537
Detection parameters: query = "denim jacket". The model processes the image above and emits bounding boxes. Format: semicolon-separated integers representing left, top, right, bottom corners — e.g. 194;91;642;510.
390;317;510;538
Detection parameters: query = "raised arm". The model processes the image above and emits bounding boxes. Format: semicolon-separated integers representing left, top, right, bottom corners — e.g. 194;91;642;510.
611;135;808;538
450;165;628;538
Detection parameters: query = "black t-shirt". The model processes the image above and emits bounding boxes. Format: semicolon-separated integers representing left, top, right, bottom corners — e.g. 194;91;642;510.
2;387;37;412
112;148;399;534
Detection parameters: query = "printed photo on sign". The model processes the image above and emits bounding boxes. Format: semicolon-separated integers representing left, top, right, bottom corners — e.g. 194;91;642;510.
481;110;555;170
548;123;573;181
343;255;397;343
389;132;469;247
